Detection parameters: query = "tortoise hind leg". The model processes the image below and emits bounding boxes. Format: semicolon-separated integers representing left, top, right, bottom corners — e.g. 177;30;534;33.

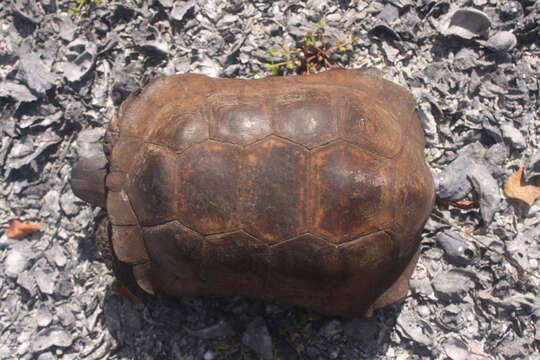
373;248;421;310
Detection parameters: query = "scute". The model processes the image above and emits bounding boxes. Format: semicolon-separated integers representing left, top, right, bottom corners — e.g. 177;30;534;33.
129;145;177;226
311;141;392;244
211;95;272;145
273;88;338;148
339;92;403;158
145;101;209;152
177;141;242;235
244;137;308;244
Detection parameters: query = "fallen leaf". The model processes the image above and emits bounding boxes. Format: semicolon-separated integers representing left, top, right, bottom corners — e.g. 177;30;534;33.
443;200;476;209
7;220;43;238
116;282;141;304
504;167;540;206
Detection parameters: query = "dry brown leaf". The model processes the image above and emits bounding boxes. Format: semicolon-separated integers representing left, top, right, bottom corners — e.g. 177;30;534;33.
7;220;43;238
504;166;540;206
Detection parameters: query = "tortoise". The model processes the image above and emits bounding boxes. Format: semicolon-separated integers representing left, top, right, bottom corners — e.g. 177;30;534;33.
71;68;435;316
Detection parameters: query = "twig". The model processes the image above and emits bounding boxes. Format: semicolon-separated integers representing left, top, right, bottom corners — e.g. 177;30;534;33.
430;212;540;282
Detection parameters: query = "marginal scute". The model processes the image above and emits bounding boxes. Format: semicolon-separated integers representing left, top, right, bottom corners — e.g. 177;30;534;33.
177;141;242;235
111;225;149;264
268;234;340;294
391;145;435;256
201;231;269;296
129;145;177;226
109;137;144;173
244;137;308;244
132;262;154;295
142;221;203;280
107;190;138;225
311;141;393;244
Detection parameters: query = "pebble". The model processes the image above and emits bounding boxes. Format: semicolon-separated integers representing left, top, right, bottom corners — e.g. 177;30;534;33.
523;151;540;182
501;124;527;150
186;320;235;339
437;231;475;266
467;164;501;224
432;271;475;302
486;31;517;52
242;317;273;360
443;337;470;360
5;243;34;278
31;328;73;353
438;7;491;40
343;317;377;340
36;304;53;327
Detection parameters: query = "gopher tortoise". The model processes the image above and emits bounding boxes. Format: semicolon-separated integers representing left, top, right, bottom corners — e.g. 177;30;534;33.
71;69;435;316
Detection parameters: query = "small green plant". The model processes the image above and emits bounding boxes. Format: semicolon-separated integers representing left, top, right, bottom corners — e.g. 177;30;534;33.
266;18;358;75
70;0;105;15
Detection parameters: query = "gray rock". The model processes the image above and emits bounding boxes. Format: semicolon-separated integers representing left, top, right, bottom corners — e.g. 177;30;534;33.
501;124;526;150
31;328;73;353
468;165;501;224
432;270;475;302
442;337;470;360
377;4;399;24
37;352;56;360
36;304;53;327
186;320;235;339
63;43;97;82
34;269;57;295
0;81;37;102
171;0;195;22
454;48;478;71
60;191;80;217
485;31;517;52
436;230;475;266
500;1;523;21
396;313;434;346
438;7;491;40
484;143;509;178
436;142;485;201
343;317;377;340
523;151;540;182
16;40;56;94
16;271;37;296
12;0;42;24
157;0;173;7
242;317;273;360
52;15;76;42
5;243;34;278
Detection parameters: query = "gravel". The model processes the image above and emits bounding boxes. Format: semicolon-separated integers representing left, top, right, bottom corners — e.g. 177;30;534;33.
0;0;539;359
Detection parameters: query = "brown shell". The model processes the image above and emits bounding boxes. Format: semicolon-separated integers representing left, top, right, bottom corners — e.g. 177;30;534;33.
103;69;434;316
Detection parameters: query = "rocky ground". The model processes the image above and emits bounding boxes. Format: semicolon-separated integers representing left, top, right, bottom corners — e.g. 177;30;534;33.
1;0;539;359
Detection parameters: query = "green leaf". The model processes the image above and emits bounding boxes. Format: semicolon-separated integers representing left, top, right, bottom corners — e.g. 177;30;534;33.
282;44;290;52
266;49;280;57
339;46;346;52
272;66;279;76
286;62;294;70
316;18;326;29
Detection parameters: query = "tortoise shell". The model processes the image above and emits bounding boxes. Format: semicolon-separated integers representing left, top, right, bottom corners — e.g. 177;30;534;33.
72;69;435;316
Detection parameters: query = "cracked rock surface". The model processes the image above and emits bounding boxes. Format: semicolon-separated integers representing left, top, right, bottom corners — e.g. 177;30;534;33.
0;0;539;359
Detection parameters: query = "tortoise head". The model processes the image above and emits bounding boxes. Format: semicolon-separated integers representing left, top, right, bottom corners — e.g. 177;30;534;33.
70;154;108;209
